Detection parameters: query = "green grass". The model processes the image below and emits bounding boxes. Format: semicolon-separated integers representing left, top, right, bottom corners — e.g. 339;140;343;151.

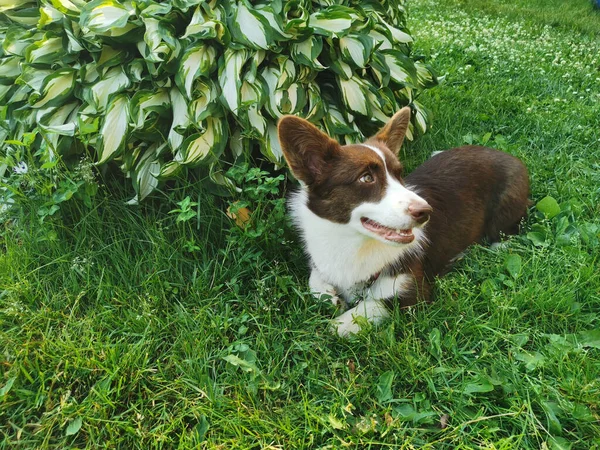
2;0;600;448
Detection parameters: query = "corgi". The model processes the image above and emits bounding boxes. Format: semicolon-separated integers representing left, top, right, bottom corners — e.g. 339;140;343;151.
277;107;529;337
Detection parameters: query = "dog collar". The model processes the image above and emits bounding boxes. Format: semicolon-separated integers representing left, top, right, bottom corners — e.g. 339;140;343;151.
366;271;380;287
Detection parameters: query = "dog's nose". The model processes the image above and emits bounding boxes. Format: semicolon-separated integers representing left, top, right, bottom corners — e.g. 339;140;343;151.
408;202;432;224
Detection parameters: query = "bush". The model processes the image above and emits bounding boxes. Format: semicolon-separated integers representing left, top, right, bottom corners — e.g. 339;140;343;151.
0;0;438;206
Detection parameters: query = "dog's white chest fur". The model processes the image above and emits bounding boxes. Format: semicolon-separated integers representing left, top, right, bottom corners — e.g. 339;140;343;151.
289;190;410;290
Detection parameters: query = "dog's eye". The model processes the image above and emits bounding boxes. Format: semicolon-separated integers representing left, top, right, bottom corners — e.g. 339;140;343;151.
359;173;375;183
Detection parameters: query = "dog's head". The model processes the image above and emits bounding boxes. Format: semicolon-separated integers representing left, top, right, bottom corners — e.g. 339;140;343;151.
278;107;432;246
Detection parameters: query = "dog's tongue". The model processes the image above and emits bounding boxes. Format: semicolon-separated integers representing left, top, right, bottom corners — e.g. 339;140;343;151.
361;218;415;244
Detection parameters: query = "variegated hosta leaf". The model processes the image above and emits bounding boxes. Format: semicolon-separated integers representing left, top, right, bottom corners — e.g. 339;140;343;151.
182;8;228;43
131;89;170;130
127;145;161;204
382;50;417;86
168;86;191;151
25;33;65;65
339;35;373;68
30;69;76;109
338;76;370;116
0;57;21;80
188;81;219;123
412;100;429;135
176;117;227;166
97;94;129;164
262;123;283;164
84;66;131;113
175;45;217;99
79;0;135;33
218;48;249;115
0;0;436;202
309;6;359;37
232;1;273;50
291;36;325;70
240;80;266;136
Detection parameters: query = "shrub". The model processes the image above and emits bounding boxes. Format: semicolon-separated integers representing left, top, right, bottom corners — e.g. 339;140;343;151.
0;0;438;206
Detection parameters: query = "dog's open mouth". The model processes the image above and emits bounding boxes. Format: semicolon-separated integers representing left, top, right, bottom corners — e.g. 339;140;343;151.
361;217;415;243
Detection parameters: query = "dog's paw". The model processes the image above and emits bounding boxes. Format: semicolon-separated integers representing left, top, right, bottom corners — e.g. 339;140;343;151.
332;309;362;337
331;300;389;338
309;269;342;307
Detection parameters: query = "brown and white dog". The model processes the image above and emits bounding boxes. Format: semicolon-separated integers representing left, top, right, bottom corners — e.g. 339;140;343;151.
278;107;529;336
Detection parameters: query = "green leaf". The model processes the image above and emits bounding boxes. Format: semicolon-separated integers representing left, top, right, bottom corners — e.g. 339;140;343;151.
193;415;210;443
97;94;129;164
505;254;522;279
0;377;16;397
464;376;494;394
65;417;83;436
514;350;546;371
541;401;562;435
376;370;395;403
536;196;561;218
578;330;600;348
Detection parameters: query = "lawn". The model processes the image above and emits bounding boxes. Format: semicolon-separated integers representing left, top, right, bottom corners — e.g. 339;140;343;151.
2;0;600;448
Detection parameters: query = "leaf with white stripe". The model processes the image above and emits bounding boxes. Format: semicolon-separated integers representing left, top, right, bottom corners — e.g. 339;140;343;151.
177;117;227;166
25;34;65;65
131;89;170;130
240;80;266;135
262;123;283;164
232;1;272;50
383;50;417;85
182;6;228;42
189;81;219;123
176;45;217;99
97;94;130;164
0;57;20;80
128;145;160;204
168;86;191;151
30;69;76;109
339;35;373;68
309;6;358;37
291;36;325;69
85;66;131;113
338;76;370;116
39;4;64;26
80;0;134;33
413;101;429;135
218;49;248;115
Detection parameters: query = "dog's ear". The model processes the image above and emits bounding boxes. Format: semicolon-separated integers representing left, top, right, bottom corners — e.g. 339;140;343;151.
278;115;340;185
373;106;411;155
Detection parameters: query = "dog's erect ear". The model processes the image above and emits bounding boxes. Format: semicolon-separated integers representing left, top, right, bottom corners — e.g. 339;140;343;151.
373;106;411;155
278;115;340;185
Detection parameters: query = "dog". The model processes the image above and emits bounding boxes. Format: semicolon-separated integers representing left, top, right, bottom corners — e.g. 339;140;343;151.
277;107;529;337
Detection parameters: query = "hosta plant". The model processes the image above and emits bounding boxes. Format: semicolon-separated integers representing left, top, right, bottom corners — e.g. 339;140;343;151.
0;0;438;204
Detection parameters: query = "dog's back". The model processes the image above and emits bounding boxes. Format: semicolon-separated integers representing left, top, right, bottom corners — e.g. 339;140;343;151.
405;145;529;277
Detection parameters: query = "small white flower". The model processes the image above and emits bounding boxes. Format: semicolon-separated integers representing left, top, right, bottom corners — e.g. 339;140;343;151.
13;162;28;175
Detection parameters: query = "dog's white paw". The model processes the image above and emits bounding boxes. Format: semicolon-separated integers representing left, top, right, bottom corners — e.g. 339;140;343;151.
309;269;342;307
333;309;362;337
332;300;390;338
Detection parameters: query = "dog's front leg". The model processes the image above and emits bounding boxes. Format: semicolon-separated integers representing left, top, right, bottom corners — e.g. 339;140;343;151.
309;268;344;308
333;273;431;337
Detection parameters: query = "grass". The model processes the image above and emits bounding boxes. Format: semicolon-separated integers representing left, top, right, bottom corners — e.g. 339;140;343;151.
2;0;600;448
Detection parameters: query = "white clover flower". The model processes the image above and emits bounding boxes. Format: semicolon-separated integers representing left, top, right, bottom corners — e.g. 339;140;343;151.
13;162;28;175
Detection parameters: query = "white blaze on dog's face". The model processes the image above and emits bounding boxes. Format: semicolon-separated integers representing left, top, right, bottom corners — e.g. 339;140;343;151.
278;107;432;247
